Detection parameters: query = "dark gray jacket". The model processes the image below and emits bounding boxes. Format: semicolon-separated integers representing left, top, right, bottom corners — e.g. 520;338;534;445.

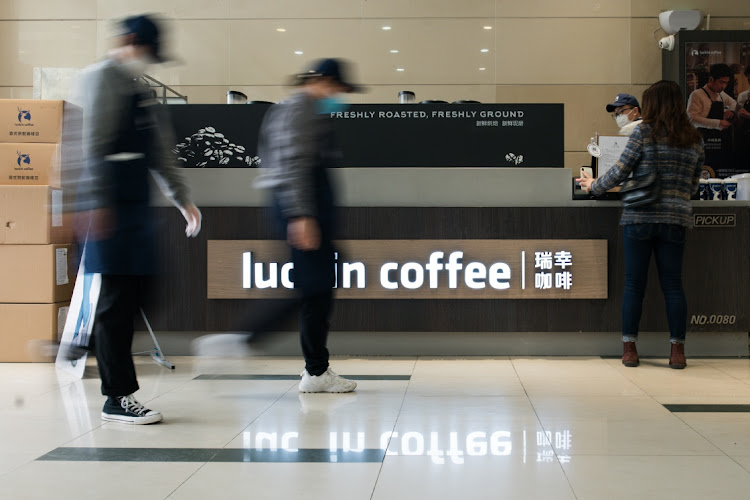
75;58;192;274
255;90;340;221
76;59;190;212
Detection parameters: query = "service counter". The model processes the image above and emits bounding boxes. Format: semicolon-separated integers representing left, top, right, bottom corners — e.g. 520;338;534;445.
143;168;749;357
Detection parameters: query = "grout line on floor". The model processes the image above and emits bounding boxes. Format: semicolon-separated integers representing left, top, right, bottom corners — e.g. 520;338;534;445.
369;356;418;500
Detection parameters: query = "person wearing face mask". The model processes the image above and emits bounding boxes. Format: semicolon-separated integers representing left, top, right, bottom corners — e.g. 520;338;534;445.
193;59;363;393
606;94;643;136
70;14;202;424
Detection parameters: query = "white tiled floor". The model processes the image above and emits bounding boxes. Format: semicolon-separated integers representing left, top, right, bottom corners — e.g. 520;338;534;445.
1;355;750;499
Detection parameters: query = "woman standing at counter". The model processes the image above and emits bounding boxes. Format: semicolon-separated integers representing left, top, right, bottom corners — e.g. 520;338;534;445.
578;80;704;369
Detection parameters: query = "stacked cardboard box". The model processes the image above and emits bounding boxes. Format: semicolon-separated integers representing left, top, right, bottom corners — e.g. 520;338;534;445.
0;99;79;361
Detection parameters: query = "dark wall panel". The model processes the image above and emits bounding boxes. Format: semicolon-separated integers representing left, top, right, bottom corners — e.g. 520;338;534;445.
149;206;749;333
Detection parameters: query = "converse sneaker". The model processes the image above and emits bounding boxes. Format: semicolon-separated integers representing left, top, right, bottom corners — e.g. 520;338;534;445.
299;368;357;393
101;394;163;425
191;333;253;357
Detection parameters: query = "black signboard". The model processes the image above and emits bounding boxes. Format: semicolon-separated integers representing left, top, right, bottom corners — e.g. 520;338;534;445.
167;103;564;168
168;104;271;168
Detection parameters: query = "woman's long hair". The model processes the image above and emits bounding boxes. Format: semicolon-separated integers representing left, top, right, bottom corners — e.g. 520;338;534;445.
641;80;703;148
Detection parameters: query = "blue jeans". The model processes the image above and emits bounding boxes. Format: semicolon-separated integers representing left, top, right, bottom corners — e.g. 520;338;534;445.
622;223;687;343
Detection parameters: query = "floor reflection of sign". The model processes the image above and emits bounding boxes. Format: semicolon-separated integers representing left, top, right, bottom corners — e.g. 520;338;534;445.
597;136;628;178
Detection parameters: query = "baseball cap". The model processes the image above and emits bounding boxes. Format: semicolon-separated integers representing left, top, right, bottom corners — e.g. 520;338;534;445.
119;14;169;63
606;94;640;112
296;58;364;93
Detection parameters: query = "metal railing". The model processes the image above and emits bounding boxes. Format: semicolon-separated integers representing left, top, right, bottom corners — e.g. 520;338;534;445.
139;74;188;104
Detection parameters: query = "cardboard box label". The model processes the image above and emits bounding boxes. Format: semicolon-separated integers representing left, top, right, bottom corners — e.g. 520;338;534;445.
0;100;63;143
57;306;69;341
0;142;62;186
51;189;62;227
56;247;69;285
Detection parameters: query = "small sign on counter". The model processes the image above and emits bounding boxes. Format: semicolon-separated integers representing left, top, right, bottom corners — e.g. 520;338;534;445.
595;136;628;178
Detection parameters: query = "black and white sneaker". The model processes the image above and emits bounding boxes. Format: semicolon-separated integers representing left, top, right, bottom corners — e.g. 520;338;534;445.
101;394;163;425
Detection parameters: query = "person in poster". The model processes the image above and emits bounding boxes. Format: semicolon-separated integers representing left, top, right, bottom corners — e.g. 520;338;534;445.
687;63;737;176
736;65;750;154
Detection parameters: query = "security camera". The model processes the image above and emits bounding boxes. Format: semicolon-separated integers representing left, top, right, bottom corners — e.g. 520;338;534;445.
658;35;675;51
658;10;702;35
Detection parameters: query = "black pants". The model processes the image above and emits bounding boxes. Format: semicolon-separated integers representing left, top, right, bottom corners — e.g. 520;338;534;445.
93;275;150;396
235;235;335;376
235;292;334;378
298;290;333;376
293;238;335;375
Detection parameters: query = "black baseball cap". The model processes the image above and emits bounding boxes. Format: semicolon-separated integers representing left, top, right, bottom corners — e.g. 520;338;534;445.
606;93;640;112
296;58;364;93
120;14;169;63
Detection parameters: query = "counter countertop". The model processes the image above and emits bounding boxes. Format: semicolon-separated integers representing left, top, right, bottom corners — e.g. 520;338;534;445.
152;168;750;208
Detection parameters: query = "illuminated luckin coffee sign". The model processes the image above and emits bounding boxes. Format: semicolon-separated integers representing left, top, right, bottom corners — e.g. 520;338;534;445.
207;240;608;300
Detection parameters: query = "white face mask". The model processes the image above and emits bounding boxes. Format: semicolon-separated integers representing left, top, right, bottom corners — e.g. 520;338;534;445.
615;112;632;129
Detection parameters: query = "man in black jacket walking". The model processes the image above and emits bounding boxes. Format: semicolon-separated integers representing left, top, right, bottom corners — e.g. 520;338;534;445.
76;15;202;424
193;59;361;393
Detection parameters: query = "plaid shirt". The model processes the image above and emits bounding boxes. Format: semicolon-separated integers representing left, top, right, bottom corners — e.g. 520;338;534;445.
591;123;705;227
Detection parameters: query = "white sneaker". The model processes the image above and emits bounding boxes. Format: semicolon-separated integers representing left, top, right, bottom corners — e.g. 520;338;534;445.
191;333;253;357
299;368;357;393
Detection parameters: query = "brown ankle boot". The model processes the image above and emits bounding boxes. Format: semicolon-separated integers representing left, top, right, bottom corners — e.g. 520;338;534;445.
669;342;686;369
622;341;639;367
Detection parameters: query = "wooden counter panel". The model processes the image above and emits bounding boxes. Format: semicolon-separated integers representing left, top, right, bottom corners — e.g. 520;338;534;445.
147;206;748;333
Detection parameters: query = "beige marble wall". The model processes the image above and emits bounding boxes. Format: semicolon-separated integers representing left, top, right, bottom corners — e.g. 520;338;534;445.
0;0;747;172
